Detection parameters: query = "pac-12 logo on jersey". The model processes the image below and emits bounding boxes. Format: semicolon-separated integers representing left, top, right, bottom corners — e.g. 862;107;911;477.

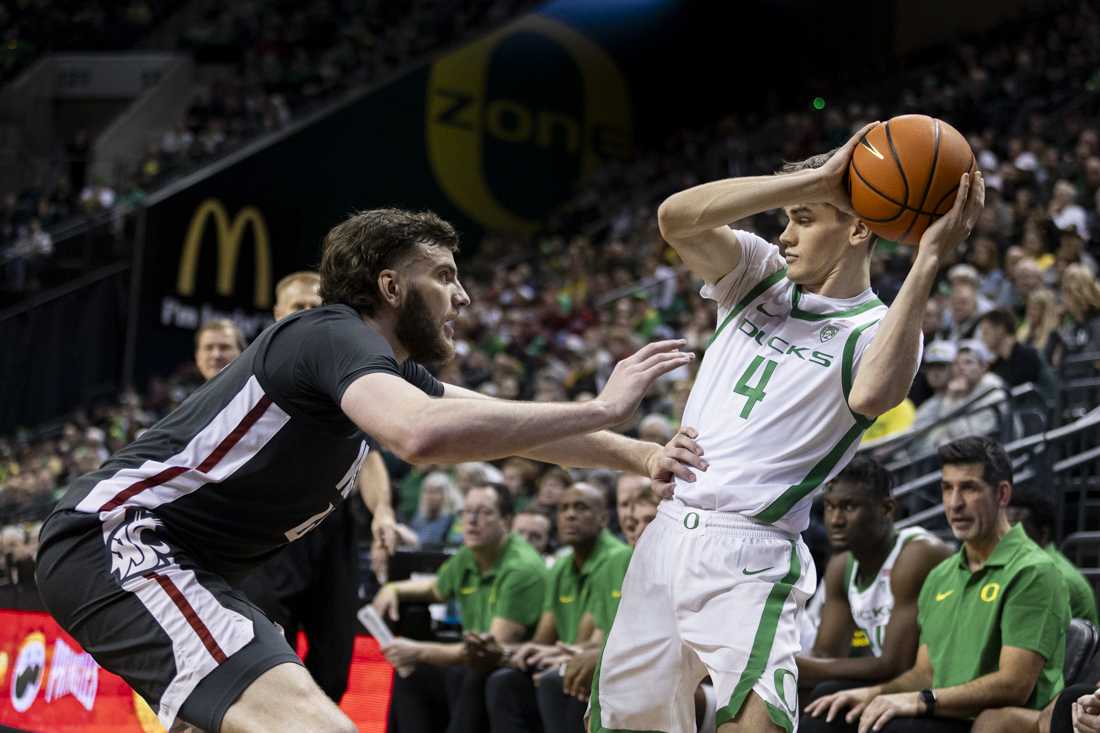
820;325;839;343
106;508;175;585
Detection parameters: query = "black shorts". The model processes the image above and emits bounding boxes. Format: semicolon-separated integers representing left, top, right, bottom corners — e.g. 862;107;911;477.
36;508;302;732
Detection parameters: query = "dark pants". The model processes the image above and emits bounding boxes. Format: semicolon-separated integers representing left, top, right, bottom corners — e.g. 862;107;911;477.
388;664;491;733
800;680;972;733
1050;683;1096;733
535;669;587;733
485;667;544;733
237;502;359;703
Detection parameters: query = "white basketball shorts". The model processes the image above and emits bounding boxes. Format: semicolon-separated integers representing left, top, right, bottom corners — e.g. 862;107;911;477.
590;500;816;733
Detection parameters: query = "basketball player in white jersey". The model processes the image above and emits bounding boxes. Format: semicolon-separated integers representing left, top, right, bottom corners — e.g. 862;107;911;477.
797;455;951;701
589;124;985;733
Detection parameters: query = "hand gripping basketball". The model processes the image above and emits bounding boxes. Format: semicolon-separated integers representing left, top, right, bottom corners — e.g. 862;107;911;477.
918;170;985;258
596;340;695;425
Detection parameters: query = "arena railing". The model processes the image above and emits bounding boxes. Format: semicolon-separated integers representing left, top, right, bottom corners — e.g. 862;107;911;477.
895;407;1100;539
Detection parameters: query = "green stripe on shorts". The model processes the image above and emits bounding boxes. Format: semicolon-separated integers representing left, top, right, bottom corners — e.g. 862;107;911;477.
715;541;801;727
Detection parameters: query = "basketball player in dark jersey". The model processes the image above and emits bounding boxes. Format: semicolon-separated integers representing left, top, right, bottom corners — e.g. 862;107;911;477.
35;208;703;733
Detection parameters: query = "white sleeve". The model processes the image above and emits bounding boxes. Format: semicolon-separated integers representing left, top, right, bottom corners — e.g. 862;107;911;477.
698;229;785;313
850;320;924;389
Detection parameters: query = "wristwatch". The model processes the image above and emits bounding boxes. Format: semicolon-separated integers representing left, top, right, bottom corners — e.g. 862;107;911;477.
919;688;937;717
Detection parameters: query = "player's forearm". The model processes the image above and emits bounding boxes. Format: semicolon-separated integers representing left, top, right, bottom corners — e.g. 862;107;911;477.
409;398;618;464
389;577;440;603
658;170;823;239
797;654;907;686
415;641;466;666
519;430;657;474
878;665;933;696
359;454;392;516
848;252;940;416
932;671;1038;718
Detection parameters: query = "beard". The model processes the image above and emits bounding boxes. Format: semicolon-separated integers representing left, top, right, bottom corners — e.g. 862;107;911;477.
395;285;454;365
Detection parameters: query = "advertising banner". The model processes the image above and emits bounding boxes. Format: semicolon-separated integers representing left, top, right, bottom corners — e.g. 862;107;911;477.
0;609;393;732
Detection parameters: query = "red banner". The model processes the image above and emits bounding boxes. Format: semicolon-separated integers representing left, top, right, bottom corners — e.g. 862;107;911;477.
0;609;392;732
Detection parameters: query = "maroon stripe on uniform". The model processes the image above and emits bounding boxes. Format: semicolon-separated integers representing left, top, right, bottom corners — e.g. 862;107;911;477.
146;571;228;664
98;396;274;512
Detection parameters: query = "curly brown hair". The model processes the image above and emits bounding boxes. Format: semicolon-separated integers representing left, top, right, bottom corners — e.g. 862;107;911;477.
319;208;459;316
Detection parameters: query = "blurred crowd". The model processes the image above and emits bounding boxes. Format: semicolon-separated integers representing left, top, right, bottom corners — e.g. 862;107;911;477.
1;0;532;296
4;2;1100;580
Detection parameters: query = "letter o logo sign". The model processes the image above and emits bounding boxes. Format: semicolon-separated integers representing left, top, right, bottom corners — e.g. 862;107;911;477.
684;512;700;530
426;15;631;233
980;582;1001;603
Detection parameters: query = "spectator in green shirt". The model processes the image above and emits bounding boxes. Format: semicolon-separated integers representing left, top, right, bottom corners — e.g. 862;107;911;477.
805;436;1069;733
1005;486;1099;626
484;482;631;733
372;482;547;733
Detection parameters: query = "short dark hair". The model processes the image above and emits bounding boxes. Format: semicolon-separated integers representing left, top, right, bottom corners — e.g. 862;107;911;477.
977;307;1017;333
516;506;552;524
195;319;245;350
472;482;515;519
1007;484;1055;538
826;454;894;500
938;436;1013;487
319;208;459;316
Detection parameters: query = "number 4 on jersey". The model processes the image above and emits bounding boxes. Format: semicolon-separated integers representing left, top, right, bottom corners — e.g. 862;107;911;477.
734;356;778;419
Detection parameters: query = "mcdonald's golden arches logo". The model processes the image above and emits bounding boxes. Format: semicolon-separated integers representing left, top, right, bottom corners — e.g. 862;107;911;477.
177;199;272;309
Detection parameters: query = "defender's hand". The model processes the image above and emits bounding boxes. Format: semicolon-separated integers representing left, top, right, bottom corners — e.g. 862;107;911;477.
596;340;694;425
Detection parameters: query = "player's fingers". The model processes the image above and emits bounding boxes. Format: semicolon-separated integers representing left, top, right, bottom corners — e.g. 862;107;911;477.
624;339;687;365
669;433;704;456
825;696;847;722
653;479;675;499
963;172;985;227
639;352;695;380
846;121;881;152
665;446;708;471
659;456;696;483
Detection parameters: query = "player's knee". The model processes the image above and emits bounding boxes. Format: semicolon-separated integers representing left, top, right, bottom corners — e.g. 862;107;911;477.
971;708;1008;732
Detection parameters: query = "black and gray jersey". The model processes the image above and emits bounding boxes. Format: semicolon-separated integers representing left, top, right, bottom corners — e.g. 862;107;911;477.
51;304;441;579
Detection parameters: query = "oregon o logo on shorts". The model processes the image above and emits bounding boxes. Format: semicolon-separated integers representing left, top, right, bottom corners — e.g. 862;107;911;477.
683;512;700;529
774;668;798;714
426;15;631;233
980;582;1001;603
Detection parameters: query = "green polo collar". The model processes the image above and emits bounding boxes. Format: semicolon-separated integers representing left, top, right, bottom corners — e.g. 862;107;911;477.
956;523;1028;571
574;529;621;576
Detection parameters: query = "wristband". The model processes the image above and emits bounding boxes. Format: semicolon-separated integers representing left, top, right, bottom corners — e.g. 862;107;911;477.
919;688;936;717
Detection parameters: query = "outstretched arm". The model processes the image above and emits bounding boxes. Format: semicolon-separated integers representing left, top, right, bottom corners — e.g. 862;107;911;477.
441;382;704;481
848;172;985;417
341;340;693;464
657;123;877;284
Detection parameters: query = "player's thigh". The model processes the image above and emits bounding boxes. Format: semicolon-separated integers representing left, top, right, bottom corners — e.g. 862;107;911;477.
717;690;785;733
971;706;1041;733
221;662;355;733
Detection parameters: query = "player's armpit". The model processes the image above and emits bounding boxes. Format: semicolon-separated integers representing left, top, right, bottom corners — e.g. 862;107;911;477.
656;223;742;285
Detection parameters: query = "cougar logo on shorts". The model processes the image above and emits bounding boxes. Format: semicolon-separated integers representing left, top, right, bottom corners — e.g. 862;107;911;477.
107;508;175;584
11;632;46;713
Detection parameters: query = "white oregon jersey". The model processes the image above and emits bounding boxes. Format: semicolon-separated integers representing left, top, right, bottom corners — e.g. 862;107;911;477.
846;527;936;657
674;230;912;533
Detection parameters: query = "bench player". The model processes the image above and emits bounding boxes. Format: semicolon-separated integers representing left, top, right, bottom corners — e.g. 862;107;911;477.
35;208;700;733
590;126;985;733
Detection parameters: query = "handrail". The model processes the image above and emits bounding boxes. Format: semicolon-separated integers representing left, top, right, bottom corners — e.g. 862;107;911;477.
0;260;130;323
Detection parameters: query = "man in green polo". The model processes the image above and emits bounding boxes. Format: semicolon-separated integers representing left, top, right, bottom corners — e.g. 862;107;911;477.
804;436;1069;733
485;482;631;733
372;482;547;733
1005;485;1099;626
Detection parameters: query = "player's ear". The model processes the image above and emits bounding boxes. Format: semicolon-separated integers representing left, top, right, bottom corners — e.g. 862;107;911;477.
848;217;874;249
882;496;896;520
377;269;402;308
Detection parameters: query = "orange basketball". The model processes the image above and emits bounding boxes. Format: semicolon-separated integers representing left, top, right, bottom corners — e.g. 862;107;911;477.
847;114;975;246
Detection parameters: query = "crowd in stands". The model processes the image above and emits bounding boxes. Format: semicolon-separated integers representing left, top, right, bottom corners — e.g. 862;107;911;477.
2;2;1100;730
1;0;533;296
